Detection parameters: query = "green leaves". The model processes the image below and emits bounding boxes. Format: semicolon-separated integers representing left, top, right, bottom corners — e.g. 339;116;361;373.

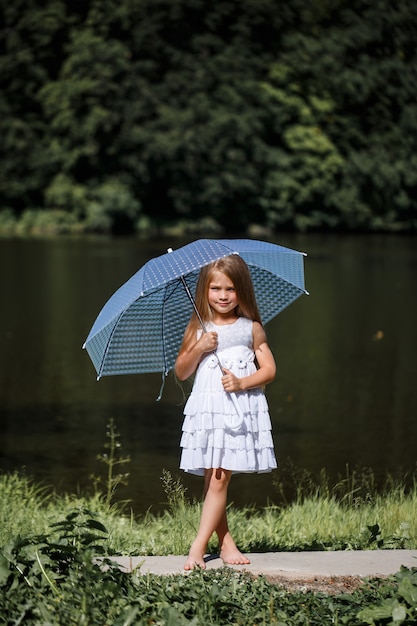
1;0;417;233
2;530;417;626
1;464;417;623
279;0;417;231
358;567;417;625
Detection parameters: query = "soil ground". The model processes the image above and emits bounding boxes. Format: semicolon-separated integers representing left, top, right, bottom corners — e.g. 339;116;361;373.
264;573;377;594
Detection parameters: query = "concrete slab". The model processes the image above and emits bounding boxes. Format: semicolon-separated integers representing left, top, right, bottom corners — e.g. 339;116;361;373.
107;550;417;578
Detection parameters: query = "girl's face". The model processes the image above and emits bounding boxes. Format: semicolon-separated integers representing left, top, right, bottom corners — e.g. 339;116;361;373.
207;270;238;320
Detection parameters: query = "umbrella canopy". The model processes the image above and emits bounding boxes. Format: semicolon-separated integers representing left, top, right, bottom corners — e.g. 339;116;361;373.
83;239;308;380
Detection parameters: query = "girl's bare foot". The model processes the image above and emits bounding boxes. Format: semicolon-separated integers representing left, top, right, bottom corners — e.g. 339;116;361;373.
220;547;250;565
219;533;250;565
184;542;207;570
184;553;206;570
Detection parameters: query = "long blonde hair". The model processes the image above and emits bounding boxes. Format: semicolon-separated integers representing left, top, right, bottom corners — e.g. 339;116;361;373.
181;254;262;349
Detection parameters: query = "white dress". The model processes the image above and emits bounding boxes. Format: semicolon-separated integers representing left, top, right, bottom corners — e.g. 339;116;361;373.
180;316;277;476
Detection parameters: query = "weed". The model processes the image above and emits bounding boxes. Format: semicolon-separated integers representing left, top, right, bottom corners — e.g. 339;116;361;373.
0;508;128;624
90;418;131;507
0;471;52;543
160;469;199;554
161;468;189;515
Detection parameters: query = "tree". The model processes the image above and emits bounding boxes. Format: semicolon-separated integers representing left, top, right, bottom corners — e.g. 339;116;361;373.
0;0;69;212
276;0;417;230
1;0;416;233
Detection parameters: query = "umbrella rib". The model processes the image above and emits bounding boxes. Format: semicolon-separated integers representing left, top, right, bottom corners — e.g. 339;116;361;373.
96;312;125;380
156;279;189;400
179;275;207;332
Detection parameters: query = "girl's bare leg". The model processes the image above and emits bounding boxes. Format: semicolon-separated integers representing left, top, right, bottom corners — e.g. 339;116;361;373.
184;468;230;570
184;468;249;570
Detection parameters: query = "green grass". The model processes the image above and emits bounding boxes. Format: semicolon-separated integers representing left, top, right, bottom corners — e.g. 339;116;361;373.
2;424;417;624
1;466;417;625
2;421;416;555
1;465;417;556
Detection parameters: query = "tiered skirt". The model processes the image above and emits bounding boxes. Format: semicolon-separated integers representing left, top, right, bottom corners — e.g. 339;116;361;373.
180;384;277;476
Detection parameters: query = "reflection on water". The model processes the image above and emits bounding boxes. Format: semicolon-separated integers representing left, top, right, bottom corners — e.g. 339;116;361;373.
1;234;416;512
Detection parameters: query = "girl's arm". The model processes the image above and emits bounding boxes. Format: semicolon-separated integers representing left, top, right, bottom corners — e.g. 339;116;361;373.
221;321;276;392
175;330;218;381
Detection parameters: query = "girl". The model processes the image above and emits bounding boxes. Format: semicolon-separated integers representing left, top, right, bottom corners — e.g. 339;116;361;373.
175;254;277;570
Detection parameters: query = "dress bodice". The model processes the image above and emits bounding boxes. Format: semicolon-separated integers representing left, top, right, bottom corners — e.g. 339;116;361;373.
205;317;253;353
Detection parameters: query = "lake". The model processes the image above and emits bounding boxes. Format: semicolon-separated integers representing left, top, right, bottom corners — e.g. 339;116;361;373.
1;233;416;512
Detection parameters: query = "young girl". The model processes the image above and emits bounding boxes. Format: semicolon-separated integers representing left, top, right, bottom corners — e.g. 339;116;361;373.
175;254;277;570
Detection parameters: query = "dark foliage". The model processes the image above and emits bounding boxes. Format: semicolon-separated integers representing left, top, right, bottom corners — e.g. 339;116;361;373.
1;0;416;233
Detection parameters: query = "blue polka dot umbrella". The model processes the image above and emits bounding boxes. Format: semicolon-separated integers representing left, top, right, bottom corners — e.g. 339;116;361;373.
83;239;308;389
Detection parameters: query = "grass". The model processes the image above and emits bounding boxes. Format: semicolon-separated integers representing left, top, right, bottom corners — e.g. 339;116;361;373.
1;465;416;557
1;422;417;624
1;421;416;555
1;484;417;624
108;463;413;555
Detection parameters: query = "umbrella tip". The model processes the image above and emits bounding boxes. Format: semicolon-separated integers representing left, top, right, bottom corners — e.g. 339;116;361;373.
167;247;173;253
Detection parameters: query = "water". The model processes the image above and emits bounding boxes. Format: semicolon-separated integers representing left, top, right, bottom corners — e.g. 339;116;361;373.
1;234;416;512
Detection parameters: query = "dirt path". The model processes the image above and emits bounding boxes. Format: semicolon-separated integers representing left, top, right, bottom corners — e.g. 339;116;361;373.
264;574;374;594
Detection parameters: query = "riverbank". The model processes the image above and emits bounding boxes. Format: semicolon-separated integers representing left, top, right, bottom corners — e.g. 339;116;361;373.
2;471;417;624
2;470;417;555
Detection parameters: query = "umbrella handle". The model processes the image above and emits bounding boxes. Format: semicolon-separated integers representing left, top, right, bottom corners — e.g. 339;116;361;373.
167;248;245;429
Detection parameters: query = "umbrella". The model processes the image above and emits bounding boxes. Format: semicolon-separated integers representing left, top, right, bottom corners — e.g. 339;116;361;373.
83;239;308;391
